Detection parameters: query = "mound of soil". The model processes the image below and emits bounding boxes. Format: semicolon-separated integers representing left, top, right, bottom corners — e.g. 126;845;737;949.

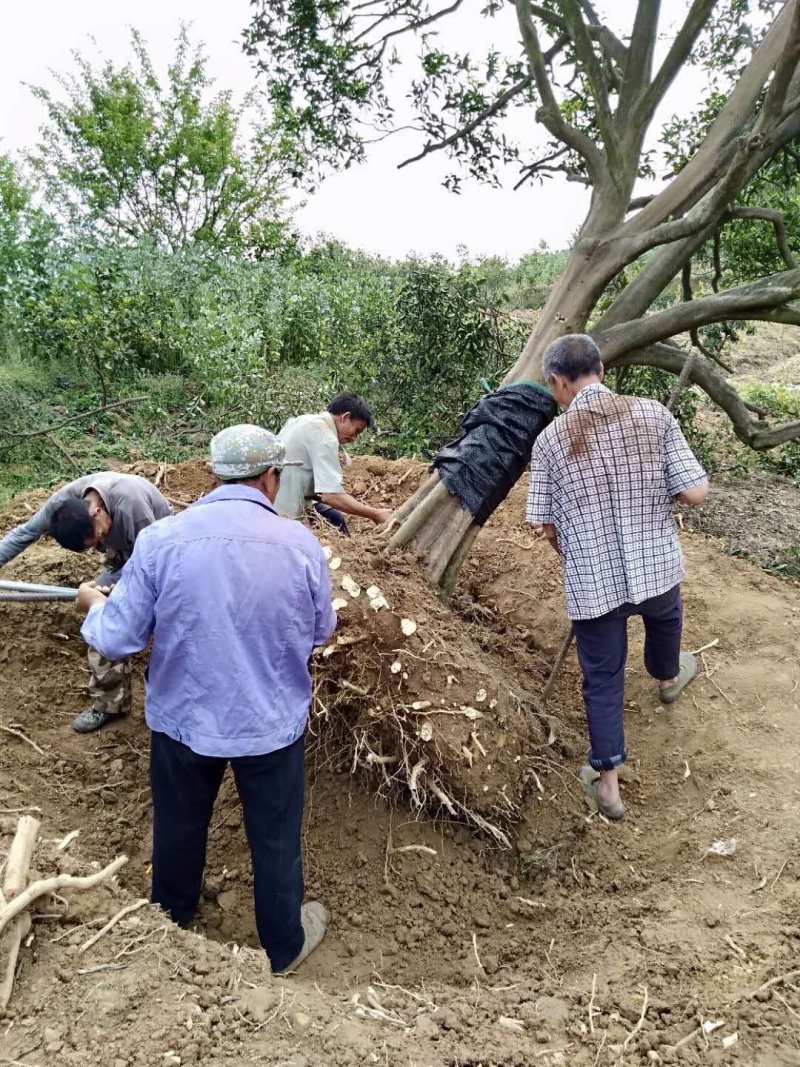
1;457;799;1066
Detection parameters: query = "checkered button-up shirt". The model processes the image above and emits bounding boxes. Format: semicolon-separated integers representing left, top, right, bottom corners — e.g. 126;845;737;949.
526;383;707;621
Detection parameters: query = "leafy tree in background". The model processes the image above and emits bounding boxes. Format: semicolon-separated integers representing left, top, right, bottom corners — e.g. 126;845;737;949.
29;27;303;255
245;0;800;587
0;154;58;359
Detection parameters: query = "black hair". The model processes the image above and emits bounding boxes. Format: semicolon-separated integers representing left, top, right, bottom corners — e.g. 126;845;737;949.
51;498;96;552
327;393;374;428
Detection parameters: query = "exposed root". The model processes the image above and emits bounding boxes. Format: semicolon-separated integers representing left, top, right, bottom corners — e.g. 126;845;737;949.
0;853;128;938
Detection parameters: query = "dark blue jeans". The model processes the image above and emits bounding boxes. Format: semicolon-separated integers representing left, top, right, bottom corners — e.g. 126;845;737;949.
150;730;305;971
571;585;683;772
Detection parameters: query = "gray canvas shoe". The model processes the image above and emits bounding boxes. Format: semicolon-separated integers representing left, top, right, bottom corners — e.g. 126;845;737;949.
577;765;626;820
72;708;113;733
659;652;698;704
274;902;328;975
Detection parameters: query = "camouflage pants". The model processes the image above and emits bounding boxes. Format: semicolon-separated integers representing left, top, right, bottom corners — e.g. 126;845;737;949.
87;648;133;715
86;549;132;715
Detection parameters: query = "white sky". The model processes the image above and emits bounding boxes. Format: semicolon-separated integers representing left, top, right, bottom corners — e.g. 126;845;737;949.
0;0;705;261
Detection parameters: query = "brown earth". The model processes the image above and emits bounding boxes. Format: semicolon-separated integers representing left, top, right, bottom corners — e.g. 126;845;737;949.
0;457;799;1067
682;467;800;577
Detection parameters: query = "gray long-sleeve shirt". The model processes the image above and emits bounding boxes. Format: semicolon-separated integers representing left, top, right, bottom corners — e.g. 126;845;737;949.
0;472;173;570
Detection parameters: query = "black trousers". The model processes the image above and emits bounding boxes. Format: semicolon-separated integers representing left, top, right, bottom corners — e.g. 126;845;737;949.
312;501;351;536
571;584;683;771
150;730;305;971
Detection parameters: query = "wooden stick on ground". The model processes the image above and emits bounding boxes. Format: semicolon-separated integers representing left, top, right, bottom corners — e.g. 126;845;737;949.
541;628;574;703
747;967;800;1000
621;985;649;1051
0;725;46;757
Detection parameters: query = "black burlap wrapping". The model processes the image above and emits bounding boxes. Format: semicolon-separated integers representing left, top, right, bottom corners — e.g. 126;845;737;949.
432;382;557;526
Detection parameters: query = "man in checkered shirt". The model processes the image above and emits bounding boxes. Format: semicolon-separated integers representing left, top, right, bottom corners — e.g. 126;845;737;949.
527;335;709;820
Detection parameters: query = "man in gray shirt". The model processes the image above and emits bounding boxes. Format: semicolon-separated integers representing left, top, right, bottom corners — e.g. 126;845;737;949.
0;472;172;733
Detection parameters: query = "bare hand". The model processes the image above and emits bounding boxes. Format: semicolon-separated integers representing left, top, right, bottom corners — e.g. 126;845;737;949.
76;581;108;613
372;507;393;525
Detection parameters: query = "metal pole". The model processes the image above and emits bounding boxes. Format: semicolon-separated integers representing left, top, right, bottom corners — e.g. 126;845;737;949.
0;589;78;602
0;580;79;595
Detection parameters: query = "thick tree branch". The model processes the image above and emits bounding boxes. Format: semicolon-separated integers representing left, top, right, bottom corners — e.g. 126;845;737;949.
397;75;533;168
622;151;752;259
529;1;627;68
681;260;734;372
605;344;800;450
747;304;800;328
636;0;716;126
603;101;800;331
725;205;797;268
574;0;628;68
543;32;570;64
515;0;605;179
618;0;661;119
596;268;800;359
712;225;723;293
758;0;800;130
631;1;798;231
557;0;619;162
626;107;800;259
627;193;655;212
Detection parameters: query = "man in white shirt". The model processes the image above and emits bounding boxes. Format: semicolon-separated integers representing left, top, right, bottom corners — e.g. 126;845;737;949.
527;335;709;820
275;394;392;533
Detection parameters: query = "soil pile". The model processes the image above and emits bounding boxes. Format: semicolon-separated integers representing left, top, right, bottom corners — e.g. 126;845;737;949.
0;457;799;1066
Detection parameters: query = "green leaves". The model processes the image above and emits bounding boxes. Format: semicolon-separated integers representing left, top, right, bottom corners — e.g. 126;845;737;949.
28;27;303;255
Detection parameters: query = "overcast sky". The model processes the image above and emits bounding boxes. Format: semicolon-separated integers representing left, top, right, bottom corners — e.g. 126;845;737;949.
0;0;705;261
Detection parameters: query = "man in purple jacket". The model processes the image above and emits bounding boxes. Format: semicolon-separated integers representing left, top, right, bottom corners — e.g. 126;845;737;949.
76;425;337;974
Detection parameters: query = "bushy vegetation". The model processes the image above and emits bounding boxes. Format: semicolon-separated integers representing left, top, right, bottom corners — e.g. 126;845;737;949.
1;21;797;520
0;211;540;489
733;382;800;482
0;27;541;496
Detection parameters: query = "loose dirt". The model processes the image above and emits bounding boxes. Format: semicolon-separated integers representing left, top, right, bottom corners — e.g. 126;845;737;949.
0;457;799;1066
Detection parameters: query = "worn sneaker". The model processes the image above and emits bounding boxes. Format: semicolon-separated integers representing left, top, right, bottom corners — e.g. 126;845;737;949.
577;765;626;820
659;652;698;704
72;708;112;733
274;902;328;975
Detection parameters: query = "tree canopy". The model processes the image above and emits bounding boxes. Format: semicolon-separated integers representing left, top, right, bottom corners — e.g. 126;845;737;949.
30;28;304;255
245;0;800;454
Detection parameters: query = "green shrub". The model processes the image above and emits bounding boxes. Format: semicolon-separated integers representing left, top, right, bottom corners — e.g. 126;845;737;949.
739;382;800;482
